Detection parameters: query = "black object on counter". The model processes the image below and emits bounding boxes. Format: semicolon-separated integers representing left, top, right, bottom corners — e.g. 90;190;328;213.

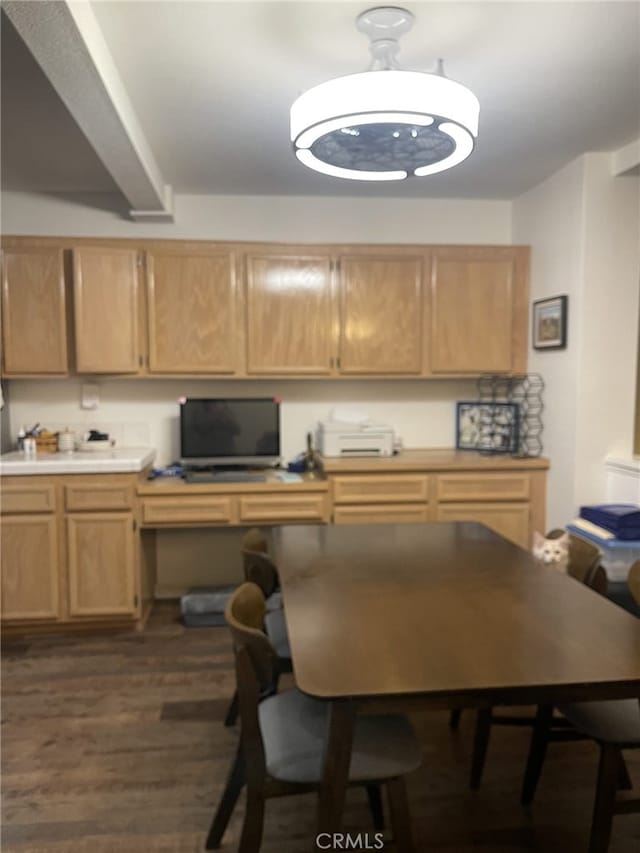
87;429;109;441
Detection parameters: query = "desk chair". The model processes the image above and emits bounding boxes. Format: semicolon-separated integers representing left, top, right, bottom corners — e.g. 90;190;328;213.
452;530;604;789
224;534;292;727
520;560;640;853
207;582;421;853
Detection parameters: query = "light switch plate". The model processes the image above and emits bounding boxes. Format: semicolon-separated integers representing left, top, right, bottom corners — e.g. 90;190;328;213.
81;383;99;410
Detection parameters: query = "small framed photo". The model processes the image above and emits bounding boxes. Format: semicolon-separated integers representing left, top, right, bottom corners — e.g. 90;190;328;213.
456;402;520;454
532;295;567;350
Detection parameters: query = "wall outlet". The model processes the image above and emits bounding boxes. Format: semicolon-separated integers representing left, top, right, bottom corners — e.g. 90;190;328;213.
81;383;99;410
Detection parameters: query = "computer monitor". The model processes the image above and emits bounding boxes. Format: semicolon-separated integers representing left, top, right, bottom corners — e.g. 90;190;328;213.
179;397;280;468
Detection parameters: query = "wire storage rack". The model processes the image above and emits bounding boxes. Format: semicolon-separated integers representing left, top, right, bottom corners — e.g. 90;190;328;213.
476;373;545;457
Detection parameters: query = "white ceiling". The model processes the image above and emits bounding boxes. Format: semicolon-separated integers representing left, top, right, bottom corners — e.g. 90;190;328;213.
2;1;639;201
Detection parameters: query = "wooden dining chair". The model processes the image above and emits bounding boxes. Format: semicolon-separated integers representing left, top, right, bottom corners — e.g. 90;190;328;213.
520;564;640;853
224;531;292;727
207;583;421;853
520;701;639;853
241;548;292;684
459;529;604;790
627;559;640;607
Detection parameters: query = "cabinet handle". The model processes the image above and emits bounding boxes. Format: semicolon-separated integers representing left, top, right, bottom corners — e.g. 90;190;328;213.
138;355;143;367
330;357;334;369
337;356;341;369
132;518;138;532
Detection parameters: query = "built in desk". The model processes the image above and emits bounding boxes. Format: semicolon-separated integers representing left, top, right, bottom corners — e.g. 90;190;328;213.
137;472;330;527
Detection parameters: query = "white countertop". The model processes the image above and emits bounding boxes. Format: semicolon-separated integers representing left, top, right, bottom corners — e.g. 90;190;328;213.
0;447;156;475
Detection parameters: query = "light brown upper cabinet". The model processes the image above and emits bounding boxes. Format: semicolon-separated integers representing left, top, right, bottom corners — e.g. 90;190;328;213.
245;253;335;375
2;237;530;378
429;247;529;374
146;249;239;374
73;247;141;374
337;253;424;374
1;247;68;375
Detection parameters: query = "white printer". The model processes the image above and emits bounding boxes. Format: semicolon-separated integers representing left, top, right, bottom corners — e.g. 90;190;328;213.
317;420;395;457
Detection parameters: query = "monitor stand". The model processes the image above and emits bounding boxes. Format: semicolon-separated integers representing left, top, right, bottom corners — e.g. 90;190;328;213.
183;465;268;484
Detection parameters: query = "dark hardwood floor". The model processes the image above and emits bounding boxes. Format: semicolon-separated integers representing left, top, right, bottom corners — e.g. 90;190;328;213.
2;602;638;853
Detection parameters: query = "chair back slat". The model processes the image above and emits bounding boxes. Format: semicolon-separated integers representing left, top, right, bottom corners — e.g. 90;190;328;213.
242;549;280;599
225;583;275;784
627;560;640;607
234;645;267;785
242;527;268;555
583;563;608;596
568;535;601;583
547;528;601;585
225;582;276;690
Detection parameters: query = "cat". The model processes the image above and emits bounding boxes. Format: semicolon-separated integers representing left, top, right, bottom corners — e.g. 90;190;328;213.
532;530;570;573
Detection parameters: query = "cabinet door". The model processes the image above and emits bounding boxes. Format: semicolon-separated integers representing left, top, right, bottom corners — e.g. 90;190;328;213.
1;515;60;621
430;248;528;374
338;254;423;374
66;513;137;617
1;248;68;375
436;502;530;548
246;254;334;374
147;250;238;373
73;248;140;373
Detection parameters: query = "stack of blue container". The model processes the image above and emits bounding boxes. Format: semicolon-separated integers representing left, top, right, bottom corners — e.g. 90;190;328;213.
567;503;640;614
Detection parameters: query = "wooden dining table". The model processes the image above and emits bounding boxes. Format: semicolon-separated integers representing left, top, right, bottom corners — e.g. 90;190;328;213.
272;521;640;833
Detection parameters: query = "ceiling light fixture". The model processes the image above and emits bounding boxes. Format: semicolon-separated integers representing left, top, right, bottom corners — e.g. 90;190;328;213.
290;6;479;181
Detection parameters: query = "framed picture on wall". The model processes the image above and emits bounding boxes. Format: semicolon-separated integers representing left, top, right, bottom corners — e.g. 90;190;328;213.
532;295;568;350
456;401;519;454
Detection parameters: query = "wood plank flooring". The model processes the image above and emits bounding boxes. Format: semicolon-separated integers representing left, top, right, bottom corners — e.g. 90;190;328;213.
2;602;638;853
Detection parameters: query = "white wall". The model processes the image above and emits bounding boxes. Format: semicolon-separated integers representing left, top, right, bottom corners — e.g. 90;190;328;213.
513;154;640;528
512;158;585;528
575;153;640;503
1;190;512;245
1;189;507;464
7;378;477;465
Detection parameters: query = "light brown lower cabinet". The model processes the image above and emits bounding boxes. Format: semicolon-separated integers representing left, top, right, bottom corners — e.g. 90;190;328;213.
436;502;531;549
1;514;60;621
1;458;547;633
1;474;142;633
326;457;547;547
66;513;137;617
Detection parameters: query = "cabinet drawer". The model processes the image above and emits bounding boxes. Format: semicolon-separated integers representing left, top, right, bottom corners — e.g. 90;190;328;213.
334;504;430;525
1;484;56;514
436;473;530;502
142;496;233;526
436;502;530;548
239;494;329;523
65;483;134;511
332;475;429;505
